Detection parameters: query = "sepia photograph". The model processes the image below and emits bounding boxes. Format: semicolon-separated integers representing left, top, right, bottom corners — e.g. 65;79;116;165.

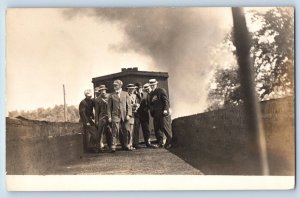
5;7;295;190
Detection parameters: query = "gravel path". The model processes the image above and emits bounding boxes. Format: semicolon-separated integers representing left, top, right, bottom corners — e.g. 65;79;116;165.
48;146;203;175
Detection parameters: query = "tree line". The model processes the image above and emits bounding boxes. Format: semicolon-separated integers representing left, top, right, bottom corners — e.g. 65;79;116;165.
207;8;294;111
9;105;80;122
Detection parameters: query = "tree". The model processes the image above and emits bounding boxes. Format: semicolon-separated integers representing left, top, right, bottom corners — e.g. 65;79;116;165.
250;8;294;99
207;8;294;111
8;110;19;118
207;68;242;109
8;105;80;122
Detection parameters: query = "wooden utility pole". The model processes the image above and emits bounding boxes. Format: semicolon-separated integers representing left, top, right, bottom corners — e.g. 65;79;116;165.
63;84;67;122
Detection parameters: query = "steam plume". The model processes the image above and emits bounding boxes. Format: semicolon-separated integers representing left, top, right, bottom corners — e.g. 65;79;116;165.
64;8;232;117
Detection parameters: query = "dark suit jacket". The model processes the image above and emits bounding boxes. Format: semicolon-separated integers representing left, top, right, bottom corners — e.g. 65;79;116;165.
79;98;95;125
107;90;132;123
149;87;170;118
95;93;110;123
136;91;150;122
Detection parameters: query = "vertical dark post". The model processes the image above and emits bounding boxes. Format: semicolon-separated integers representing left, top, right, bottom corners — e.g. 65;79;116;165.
63;84;67;122
231;8;269;175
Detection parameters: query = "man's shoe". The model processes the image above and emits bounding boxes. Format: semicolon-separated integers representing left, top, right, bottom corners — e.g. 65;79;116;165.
146;144;158;149
99;147;104;152
157;144;164;148
92;148;100;153
164;143;172;149
110;148;116;153
164;139;173;149
125;147;133;151
88;148;99;153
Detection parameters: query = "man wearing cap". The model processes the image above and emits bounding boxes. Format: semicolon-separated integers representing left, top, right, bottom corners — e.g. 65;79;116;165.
132;83;156;148
95;85;111;151
79;89;96;153
107;79;132;152
126;83;138;149
149;79;173;149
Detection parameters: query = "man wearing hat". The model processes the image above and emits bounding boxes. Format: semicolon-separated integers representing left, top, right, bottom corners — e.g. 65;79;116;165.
95;85;111;151
107;79;133;152
126;83;138;149
94;87;101;98
143;83;152;94
132;83;156;148
149;79;173;149
79;89;96;153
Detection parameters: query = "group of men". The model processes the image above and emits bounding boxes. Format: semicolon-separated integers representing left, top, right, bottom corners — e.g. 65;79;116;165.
79;79;173;153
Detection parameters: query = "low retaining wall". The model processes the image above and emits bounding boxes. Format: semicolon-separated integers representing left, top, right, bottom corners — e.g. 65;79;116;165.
172;97;295;175
6;118;83;175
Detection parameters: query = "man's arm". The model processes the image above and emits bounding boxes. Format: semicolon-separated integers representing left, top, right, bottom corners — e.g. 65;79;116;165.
79;102;89;125
91;99;95;120
126;93;132;118
107;94;112;122
147;93;154;117
160;88;170;114
95;99;99;125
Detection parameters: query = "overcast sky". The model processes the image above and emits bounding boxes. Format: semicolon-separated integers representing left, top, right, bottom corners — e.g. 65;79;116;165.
6;8;268;118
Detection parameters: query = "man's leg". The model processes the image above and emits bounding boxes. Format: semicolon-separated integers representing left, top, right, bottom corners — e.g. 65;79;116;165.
118;122;125;149
153;117;164;146
141;120;151;146
133;117;141;148
82;124;89;153
128;123;134;149
98;119;106;149
161;115;173;148
88;125;99;149
105;122;112;149
121;121;133;150
111;121;120;151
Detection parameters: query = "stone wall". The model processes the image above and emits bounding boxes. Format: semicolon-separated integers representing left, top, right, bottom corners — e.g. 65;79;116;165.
6;97;295;175
171;97;295;175
6;118;83;175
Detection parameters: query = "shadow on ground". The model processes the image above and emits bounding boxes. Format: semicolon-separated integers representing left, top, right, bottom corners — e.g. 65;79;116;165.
169;145;294;175
169;147;249;175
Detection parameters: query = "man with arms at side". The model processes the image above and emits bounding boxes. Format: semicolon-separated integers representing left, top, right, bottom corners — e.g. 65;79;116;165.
95;85;111;152
126;84;138;150
149;79;173;149
107;80;133;152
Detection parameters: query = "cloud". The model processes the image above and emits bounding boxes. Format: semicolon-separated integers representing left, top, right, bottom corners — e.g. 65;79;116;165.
64;8;233;117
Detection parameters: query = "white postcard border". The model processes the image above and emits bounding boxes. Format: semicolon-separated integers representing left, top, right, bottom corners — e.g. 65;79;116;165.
6;175;295;191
